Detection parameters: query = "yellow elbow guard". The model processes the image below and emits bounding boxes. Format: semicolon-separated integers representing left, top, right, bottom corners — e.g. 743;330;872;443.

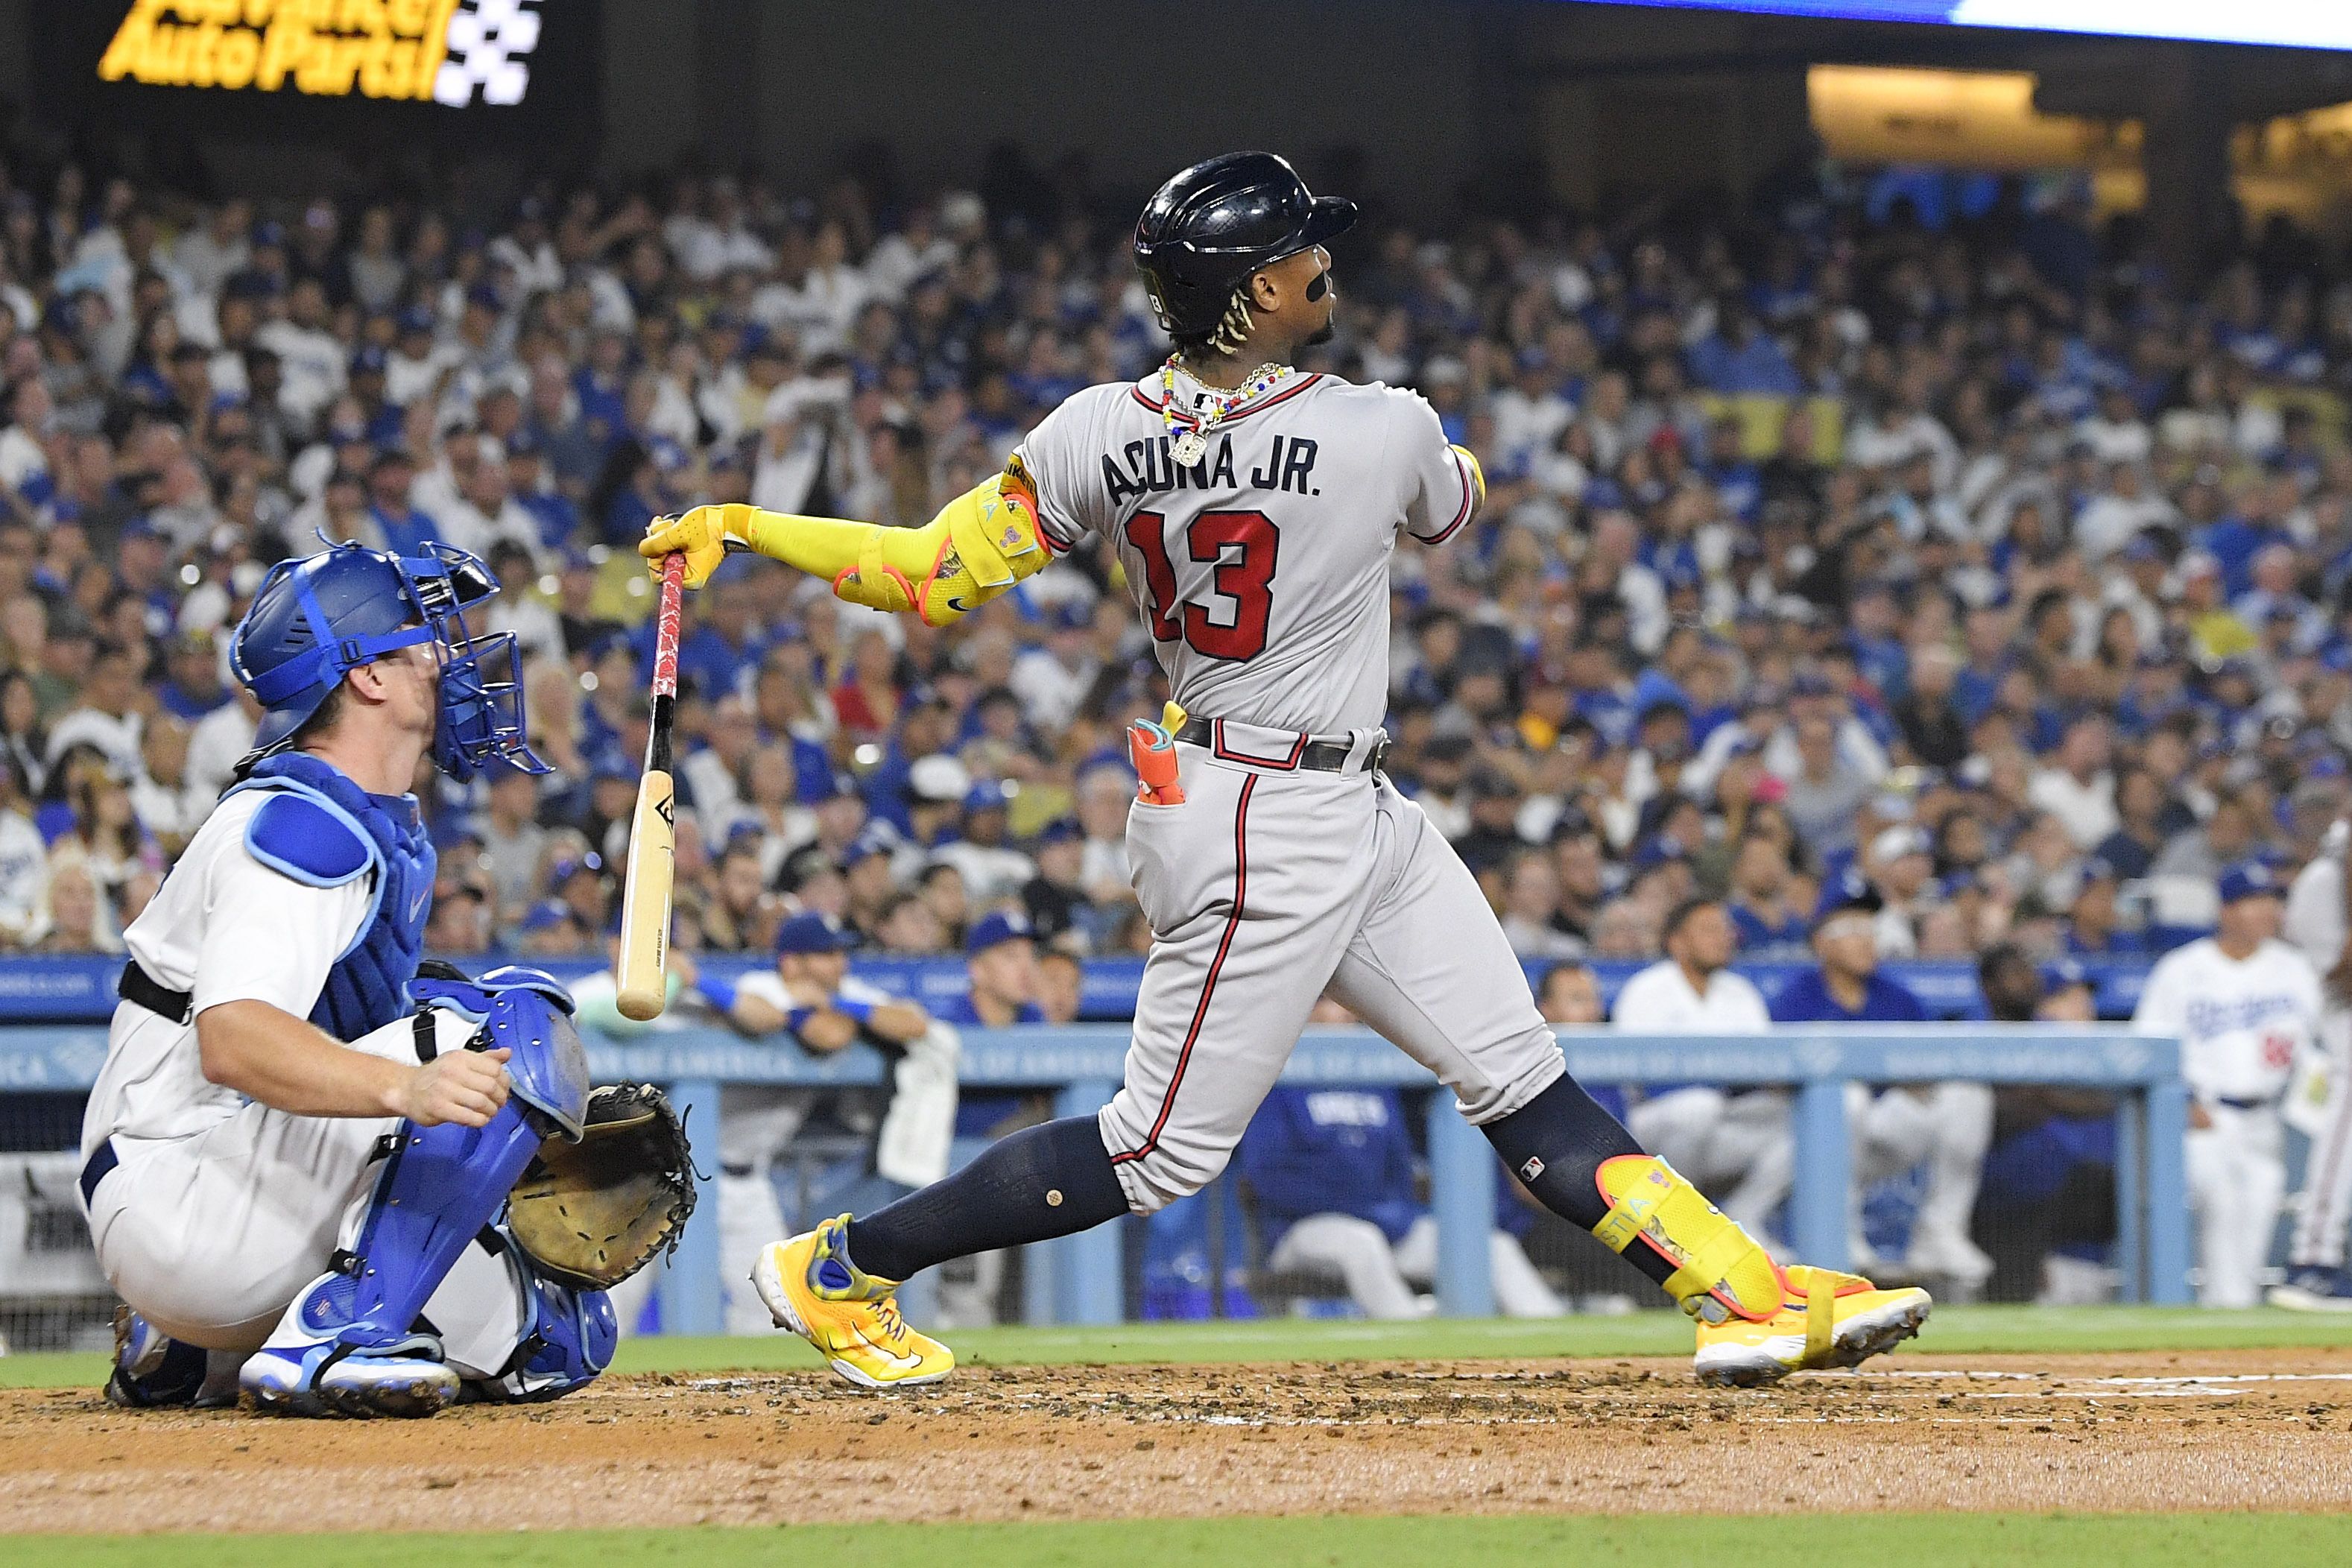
1592;1154;1783;1324
1450;443;1486;510
829;466;1051;625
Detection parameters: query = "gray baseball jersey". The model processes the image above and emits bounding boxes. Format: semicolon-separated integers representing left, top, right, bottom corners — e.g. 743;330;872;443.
1015;370;1478;733
1011;367;1561;1214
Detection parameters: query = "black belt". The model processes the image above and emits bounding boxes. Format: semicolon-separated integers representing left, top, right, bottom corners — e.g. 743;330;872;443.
91;964;190;1206
2216;1095;2280;1112
80;1137;120;1207
118;961;193;1025
90;962;190;1208
1174;717;1386;775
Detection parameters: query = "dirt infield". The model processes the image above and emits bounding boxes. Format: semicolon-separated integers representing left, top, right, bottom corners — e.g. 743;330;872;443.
6;1347;2352;1532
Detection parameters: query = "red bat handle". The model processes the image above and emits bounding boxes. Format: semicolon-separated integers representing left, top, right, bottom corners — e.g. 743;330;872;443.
650;551;686;701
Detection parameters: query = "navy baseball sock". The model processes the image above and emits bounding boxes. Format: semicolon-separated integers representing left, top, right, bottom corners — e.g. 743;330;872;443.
1482;1073;1678;1290
844;1116;1131;1283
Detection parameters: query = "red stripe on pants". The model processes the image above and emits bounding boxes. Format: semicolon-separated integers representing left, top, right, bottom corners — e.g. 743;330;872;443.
1111;773;1256;1166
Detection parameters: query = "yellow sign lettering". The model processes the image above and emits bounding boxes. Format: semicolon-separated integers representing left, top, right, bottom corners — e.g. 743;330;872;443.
186;20;221;86
97;0;168;82
141;20;184;84
213;24;259;87
356;29;405;98
414;0;461;100
255;13;304;89
95;0;540;105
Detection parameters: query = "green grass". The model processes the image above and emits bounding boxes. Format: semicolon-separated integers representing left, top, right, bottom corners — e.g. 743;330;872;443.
7;1304;2349;1391
15;1515;2352;1566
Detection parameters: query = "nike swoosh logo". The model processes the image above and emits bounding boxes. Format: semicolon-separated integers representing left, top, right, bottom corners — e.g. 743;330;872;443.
946;598;972;613
410;887;429;921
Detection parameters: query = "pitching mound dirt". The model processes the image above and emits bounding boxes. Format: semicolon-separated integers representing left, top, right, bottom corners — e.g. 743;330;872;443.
7;1347;2351;1531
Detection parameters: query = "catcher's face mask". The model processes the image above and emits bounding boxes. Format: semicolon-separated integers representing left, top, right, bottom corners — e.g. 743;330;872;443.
399;543;551;784
233;538;550;783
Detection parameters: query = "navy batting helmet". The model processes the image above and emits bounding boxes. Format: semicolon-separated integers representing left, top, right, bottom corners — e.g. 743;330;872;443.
230;538;549;782
1132;151;1359;341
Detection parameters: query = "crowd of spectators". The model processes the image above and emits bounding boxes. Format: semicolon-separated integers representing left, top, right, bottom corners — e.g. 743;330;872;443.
4;145;2352;987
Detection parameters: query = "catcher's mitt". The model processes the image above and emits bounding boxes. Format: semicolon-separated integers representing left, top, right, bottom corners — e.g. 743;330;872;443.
506;1083;698;1289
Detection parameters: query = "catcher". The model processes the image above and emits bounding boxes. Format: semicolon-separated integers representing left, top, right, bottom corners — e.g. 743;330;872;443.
77;540;694;1417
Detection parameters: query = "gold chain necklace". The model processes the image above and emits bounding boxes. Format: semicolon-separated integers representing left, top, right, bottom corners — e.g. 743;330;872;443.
1160;357;1291;466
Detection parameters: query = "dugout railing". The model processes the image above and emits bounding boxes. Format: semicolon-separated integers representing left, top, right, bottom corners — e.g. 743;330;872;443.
0;1023;2189;1335
0;953;2165;1025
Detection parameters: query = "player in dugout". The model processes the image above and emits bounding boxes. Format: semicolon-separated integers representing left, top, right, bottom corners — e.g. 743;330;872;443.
695;911;960;1334
2133;861;2321;1309
1609;897;1791;1247
1773;882;1995;1296
1239;1071;1568;1321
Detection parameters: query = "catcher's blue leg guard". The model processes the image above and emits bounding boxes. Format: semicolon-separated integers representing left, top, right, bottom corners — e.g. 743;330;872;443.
241;1102;541;1416
105;1309;241;1409
242;984;589;1417
471;1243;617;1403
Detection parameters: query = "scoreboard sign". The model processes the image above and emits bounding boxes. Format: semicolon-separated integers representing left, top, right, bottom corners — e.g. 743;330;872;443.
35;0;598;152
95;0;544;107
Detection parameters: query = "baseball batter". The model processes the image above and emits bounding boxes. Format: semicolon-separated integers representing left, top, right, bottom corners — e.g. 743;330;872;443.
2133;860;2322;1308
78;540;615;1417
642;151;1930;1388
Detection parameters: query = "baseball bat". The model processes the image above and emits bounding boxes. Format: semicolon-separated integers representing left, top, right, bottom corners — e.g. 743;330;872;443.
614;551;686;1021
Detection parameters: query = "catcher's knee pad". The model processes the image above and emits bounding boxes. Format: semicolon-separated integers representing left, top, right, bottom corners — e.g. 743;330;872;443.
413;967;590;1139
475;1248;616;1403
1593;1154;1780;1324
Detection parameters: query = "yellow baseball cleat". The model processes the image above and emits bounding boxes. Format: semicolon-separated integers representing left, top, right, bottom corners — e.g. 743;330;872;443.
1692;1263;1932;1388
750;1214;955;1389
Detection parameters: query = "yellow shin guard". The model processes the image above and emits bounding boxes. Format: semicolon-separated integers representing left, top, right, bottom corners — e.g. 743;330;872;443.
1591;1154;1783;1324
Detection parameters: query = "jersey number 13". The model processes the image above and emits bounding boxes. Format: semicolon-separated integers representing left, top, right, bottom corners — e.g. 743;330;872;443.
1125;509;1279;662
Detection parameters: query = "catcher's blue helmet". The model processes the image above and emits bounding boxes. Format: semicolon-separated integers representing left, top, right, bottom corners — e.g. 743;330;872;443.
230;539;549;783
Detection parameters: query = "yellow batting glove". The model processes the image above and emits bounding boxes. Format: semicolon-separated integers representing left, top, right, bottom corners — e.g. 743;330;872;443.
639;505;751;589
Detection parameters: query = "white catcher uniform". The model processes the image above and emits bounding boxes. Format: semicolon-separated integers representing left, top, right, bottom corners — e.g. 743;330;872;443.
2283;851;2352;1274
78;789;528;1372
2132;934;2324;1306
1014;367;1565;1213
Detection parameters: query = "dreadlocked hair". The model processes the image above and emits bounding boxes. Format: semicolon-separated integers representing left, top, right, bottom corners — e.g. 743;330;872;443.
1169;279;1263;361
1184;285;1257;357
